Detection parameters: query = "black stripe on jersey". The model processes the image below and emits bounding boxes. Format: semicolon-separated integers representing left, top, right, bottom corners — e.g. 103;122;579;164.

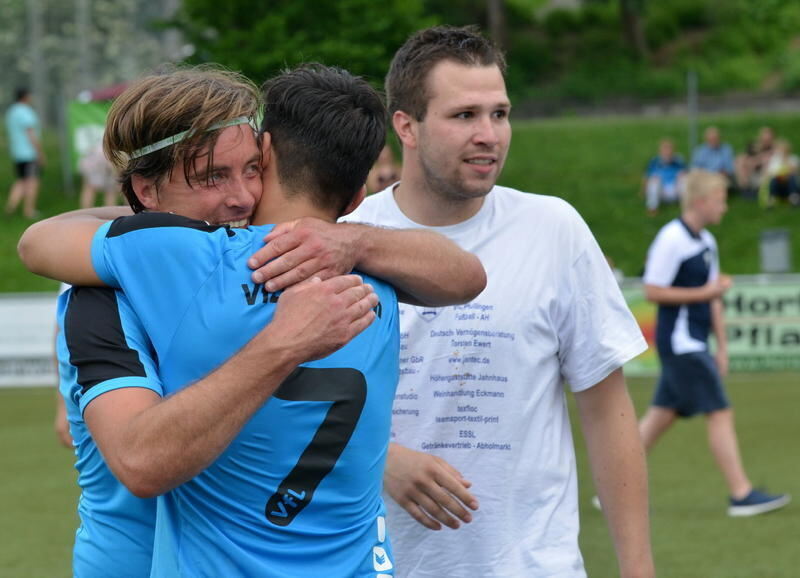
64;287;149;394
106;211;234;238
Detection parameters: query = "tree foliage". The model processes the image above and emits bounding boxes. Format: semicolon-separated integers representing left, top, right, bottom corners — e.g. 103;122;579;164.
1;0;178;122
178;0;432;85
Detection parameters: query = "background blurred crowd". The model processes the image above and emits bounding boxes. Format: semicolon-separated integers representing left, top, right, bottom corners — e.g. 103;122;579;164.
642;125;800;215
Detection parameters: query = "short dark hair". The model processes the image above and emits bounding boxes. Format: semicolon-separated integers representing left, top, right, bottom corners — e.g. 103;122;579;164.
104;65;259;213
261;64;386;215
386;25;506;121
15;88;30;102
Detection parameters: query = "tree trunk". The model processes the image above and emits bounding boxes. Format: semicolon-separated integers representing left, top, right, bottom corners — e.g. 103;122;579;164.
487;0;506;50
620;0;648;60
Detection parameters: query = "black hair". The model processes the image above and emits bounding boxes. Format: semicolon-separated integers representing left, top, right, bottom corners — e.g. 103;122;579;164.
261;64;387;215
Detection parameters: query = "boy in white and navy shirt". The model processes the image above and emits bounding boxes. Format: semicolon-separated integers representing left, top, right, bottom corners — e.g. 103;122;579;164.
640;169;789;517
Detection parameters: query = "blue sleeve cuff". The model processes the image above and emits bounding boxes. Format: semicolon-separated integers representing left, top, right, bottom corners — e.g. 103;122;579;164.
91;221;117;286
79;375;163;416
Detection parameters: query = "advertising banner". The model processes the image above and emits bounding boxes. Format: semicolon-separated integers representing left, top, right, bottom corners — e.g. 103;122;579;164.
67;100;112;171
622;275;800;377
722;275;800;372
1;276;798;387
0;292;59;387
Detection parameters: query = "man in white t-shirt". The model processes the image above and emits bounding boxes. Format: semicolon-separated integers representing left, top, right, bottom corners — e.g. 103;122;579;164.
345;25;654;578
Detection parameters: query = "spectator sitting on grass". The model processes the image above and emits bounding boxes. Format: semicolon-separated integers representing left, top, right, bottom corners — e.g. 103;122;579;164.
642;138;686;216
759;139;800;208
691;126;735;188
735;126;775;200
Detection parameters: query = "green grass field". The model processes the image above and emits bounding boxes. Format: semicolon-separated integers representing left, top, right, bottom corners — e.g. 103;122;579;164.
1;374;797;577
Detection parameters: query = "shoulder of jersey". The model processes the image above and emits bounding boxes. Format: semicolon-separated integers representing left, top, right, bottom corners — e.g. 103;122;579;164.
107;212;234;238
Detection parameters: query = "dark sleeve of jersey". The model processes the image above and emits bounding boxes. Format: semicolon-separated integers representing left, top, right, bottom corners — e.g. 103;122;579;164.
106;212;234;238
63;287;151;394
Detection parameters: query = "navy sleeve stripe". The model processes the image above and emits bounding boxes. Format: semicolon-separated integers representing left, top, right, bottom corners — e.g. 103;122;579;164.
64;287;149;393
107;212;234;238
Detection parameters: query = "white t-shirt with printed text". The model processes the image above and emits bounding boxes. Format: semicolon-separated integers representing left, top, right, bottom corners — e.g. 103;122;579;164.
345;185;647;578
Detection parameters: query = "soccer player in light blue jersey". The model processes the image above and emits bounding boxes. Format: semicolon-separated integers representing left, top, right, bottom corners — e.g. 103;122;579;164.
40;67;385;578
49;68;265;578
20;64;485;577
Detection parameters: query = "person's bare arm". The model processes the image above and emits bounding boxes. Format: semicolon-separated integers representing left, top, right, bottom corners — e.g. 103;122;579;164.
85;275;378;498
248;218;486;306
18;206;133;285
53;324;72;448
27;128;45;165
383;442;479;531
575;369;654;578
711;297;729;377
644;274;731;306
54;389;72;448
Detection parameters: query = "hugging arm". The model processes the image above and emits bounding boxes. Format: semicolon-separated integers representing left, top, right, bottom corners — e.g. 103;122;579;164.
248;218;486;306
18;206;132;285
20;211;486;308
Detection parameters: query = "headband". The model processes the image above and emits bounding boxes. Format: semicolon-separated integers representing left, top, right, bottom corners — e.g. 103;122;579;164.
128;116;252;159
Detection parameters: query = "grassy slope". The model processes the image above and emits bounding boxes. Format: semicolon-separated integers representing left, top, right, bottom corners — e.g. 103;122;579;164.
2;375;797;576
500;112;800;277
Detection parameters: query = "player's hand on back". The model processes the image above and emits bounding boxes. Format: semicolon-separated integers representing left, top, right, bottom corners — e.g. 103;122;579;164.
269;274;378;362
248;218;360;292
384;443;479;531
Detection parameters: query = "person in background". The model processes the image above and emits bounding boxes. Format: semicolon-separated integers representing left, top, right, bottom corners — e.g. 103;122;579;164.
759;138;800;207
640;169;790;517
78;140;120;208
691;126;735;188
642;138;686;216
366;144;401;194
735;126;775;200
5;88;44;219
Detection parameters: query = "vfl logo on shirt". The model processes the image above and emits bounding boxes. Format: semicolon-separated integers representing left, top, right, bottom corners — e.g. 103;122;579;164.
373;546;393;572
242;283;280;306
703;249;712;267
414;305;442;322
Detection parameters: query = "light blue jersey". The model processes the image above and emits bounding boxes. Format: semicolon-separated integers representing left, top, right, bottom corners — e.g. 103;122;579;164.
5;102;39;161
58;287;161;577
91;212;400;577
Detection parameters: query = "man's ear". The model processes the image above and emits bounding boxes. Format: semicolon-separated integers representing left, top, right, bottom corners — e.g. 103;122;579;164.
392;110;417;149
131;174;159;210
341;185;367;217
260;131;272;168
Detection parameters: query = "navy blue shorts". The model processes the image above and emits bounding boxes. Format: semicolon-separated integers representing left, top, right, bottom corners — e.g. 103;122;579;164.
653;350;730;417
14;161;39;179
